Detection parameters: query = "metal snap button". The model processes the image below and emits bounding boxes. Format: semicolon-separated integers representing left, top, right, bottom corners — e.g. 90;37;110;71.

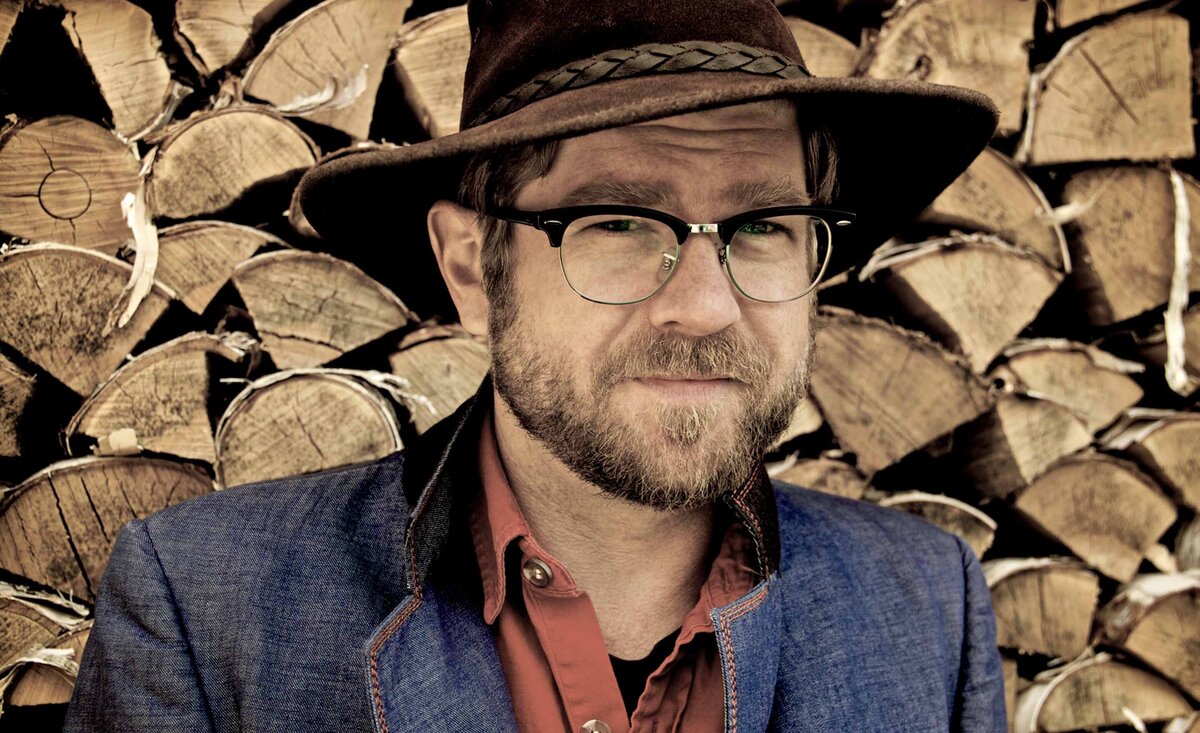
580;720;612;733
521;558;553;588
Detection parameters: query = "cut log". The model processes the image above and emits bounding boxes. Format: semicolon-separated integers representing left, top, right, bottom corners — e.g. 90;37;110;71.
960;393;1094;501
1060;166;1200;326
1166;713;1200;733
992;340;1143;434
174;0;294;77
958;393;1092;499
784;17;858;77
0;0;21;58
769;455;867;500
394;5;470;138
234;250;413;369
1095;571;1200;699
1013;453;1177;582
147;107;318;221
919;147;1068;270
1015;13;1194;165
810;307;992;475
861;235;1063;373
0;582;88;712
1014;653;1193;732
0;116;141;253
51;0;184;141
0;456;213;601
1135;302;1200;397
388;326;489;433
1101;411;1200;511
1054;0;1147;28
982;557;1100;659
773;397;824;448
1002;653;1019;733
856;0;1034;136
214;370;403;487
6;623;90;706
0;353;35;457
240;0;412;140
66;332;253;463
878;491;996;558
157;221;284;314
1178;515;1200;572
0;244;173;396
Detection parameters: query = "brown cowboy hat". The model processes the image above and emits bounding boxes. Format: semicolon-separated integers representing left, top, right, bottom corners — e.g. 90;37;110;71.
296;0;998;317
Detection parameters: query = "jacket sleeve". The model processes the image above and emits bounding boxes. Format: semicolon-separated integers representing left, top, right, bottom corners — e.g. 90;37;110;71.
63;518;216;732
952;537;1007;732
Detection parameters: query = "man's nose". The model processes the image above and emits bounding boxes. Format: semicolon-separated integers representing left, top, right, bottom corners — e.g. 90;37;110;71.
644;233;741;336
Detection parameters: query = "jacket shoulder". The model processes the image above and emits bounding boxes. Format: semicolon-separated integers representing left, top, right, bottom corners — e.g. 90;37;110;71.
772;478;969;568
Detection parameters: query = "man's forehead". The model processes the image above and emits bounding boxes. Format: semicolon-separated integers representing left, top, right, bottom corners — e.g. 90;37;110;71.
557;177;812;209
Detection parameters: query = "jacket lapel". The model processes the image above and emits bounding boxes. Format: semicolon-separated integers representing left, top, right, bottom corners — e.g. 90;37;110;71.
366;575;517;733
712;576;783;733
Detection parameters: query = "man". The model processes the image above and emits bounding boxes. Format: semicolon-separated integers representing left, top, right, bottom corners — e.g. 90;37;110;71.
66;1;1005;731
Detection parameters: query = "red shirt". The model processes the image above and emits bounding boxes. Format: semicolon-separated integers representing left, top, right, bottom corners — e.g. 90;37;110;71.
469;412;758;732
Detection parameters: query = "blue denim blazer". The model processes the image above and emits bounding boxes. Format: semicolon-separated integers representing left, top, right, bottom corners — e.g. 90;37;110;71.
64;385;1006;732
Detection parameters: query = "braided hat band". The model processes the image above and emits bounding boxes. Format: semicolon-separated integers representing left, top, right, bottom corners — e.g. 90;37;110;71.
474;41;811;126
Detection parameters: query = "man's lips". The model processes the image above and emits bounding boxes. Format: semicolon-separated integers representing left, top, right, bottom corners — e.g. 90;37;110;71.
627;374;741;399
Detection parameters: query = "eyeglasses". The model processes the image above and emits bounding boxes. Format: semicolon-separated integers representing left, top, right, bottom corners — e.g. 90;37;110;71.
486;204;854;305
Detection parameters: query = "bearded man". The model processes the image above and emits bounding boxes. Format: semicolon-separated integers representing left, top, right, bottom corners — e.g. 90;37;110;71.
66;1;1006;731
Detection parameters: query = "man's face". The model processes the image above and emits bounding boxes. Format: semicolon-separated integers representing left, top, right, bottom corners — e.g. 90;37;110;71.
490;100;817;511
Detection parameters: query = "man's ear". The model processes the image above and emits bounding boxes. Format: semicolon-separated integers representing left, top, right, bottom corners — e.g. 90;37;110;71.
427;199;489;336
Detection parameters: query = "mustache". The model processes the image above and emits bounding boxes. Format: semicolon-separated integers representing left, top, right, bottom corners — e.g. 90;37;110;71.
594;329;773;391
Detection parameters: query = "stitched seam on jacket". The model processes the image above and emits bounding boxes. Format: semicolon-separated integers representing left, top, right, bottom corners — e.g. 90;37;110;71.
368;595;424;733
139;518;220;731
717;584;770;733
729;471;768;578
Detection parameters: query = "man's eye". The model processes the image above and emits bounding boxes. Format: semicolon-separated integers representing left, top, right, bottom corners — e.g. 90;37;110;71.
737;221;778;236
593;219;638;233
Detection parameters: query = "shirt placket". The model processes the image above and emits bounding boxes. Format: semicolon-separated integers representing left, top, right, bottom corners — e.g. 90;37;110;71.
517;537;631;733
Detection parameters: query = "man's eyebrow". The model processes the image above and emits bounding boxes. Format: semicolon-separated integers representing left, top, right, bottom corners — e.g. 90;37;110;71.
723;177;812;208
556;181;672;208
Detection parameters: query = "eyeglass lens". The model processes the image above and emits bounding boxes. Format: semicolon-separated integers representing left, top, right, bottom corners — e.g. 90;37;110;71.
558;213;831;304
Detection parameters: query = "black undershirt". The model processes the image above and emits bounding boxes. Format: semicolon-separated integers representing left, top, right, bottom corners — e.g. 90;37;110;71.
608;628;682;718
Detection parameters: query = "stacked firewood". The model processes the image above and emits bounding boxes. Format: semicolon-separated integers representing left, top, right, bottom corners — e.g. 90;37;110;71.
0;0;1196;729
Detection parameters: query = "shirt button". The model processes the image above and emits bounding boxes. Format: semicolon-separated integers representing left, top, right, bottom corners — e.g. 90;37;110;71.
521;558;553;587
580;721;612;733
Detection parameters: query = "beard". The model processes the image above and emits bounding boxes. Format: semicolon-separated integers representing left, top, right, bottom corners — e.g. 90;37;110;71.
488;292;815;512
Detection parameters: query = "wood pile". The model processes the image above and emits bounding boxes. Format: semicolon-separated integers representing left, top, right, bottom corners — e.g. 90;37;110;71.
0;0;1195;728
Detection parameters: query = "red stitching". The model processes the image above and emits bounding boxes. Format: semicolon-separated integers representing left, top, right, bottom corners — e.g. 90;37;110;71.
368;594;424;733
718;585;770;733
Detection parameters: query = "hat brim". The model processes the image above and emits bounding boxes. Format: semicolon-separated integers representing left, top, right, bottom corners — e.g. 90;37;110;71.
297;71;998;317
